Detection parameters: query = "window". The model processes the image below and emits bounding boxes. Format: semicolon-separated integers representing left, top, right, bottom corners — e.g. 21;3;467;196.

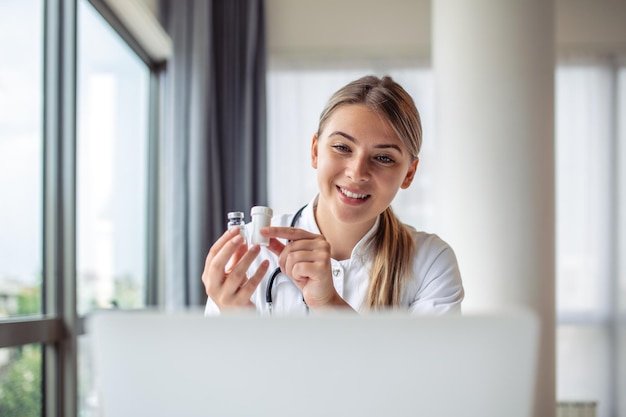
76;1;152;414
0;0;164;416
555;62;625;417
0;345;42;416
76;0;150;314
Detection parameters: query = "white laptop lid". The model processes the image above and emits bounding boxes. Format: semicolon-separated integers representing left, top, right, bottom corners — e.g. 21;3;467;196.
88;310;538;417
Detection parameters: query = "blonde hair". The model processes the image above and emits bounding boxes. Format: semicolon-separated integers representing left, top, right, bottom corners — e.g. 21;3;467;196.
317;75;423;309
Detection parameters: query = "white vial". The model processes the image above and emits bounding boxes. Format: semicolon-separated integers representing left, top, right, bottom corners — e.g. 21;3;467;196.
250;206;272;246
227;211;247;243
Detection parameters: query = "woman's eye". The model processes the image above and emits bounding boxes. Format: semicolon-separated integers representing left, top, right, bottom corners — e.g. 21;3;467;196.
375;155;395;164
332;144;350;152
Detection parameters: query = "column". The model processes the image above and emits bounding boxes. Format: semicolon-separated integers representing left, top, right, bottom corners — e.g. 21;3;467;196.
432;1;555;417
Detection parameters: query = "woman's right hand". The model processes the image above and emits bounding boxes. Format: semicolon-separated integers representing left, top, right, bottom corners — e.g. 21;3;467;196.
202;227;270;311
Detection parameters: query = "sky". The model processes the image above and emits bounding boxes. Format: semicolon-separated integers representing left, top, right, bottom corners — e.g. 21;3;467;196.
0;0;43;281
1;0;148;290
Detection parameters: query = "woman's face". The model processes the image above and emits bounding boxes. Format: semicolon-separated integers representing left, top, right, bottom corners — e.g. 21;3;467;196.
312;104;418;229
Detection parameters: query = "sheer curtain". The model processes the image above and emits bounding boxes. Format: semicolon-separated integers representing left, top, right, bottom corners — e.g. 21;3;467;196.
161;0;267;307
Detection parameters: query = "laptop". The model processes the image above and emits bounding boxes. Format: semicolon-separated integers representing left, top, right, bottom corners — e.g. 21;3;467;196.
88;309;538;417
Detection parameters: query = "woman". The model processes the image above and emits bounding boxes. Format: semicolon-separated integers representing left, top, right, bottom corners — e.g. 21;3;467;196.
202;75;464;315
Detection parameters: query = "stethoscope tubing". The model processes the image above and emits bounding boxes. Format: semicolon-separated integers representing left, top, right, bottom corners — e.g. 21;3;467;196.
265;204;307;312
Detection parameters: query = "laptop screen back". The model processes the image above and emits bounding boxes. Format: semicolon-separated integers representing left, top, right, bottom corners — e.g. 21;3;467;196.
89;310;538;417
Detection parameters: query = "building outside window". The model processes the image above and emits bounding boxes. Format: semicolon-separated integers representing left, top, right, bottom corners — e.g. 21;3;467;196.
0;1;44;415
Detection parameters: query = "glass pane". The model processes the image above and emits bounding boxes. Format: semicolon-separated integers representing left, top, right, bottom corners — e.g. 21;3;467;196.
555;66;613;316
557;325;610;417
0;0;43;318
76;0;150;314
0;344;43;417
79;335;98;417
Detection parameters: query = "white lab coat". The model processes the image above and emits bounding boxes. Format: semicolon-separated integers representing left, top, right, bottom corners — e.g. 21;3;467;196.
205;197;464;315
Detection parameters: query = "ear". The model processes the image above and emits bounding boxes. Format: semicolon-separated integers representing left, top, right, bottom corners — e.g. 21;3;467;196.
400;157;419;189
311;133;319;169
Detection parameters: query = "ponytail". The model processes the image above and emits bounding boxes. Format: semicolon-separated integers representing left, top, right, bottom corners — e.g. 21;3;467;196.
365;207;415;309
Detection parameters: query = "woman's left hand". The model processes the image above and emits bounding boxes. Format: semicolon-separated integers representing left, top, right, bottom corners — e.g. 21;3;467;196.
261;227;352;310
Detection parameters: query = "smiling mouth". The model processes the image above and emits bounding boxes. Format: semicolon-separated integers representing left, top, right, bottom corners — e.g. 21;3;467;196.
338;187;370;200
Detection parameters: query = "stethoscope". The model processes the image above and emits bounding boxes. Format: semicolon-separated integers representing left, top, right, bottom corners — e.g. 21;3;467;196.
265;204;307;314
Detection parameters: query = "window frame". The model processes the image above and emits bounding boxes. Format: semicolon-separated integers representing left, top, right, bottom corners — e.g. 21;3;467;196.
0;0;167;416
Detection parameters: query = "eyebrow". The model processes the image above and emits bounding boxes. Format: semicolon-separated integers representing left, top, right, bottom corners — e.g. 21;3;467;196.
329;131;404;154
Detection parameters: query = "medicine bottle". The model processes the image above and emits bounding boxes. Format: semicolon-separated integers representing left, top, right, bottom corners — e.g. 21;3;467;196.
227;211;246;243
250;206;272;246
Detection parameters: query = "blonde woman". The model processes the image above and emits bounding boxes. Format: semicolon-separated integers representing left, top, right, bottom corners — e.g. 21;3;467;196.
202;75;464;315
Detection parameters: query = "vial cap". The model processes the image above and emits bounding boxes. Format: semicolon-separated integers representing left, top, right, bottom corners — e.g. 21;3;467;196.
250;206;273;217
227;211;245;219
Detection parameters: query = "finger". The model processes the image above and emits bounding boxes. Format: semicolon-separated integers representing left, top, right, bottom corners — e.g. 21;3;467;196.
280;237;329;253
239;259;270;298
221;245;262;293
266;237;285;257
214;234;247;270
203;229;243;294
225;243;248;274
282;250;315;281
204;227;241;269
261;226;319;241
291;260;327;282
205;234;247;291
279;240;331;279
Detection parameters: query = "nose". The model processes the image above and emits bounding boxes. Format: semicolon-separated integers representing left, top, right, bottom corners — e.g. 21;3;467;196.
346;155;370;182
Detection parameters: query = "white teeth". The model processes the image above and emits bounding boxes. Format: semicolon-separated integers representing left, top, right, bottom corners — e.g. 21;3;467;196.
340;188;369;199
